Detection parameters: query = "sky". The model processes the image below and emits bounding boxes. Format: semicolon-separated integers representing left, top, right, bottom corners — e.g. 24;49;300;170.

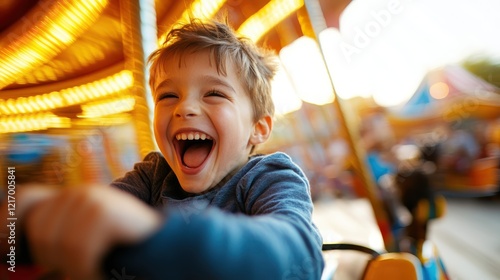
318;0;500;107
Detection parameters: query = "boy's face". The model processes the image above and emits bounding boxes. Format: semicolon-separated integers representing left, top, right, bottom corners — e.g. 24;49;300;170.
152;51;271;193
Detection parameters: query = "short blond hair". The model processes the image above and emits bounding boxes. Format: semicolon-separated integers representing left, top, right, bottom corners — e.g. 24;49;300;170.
148;18;278;121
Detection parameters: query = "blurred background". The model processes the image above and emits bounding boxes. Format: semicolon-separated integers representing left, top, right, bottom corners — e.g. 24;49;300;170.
0;0;499;279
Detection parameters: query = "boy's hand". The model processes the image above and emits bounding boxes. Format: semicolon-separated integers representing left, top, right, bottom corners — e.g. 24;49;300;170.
13;185;161;280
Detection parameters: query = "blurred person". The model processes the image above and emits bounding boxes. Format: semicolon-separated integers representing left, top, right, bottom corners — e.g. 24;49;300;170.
323;137;355;198
359;114;397;185
393;148;435;255
358;116;409;250
0;18;323;280
440;121;481;174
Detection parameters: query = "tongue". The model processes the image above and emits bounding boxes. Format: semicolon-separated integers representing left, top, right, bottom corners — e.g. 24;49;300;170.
182;142;212;168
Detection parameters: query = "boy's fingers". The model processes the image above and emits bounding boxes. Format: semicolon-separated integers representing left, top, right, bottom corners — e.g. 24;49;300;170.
25;191;76;269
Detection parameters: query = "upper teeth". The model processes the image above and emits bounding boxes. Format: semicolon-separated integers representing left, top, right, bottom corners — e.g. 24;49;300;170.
176;132;212;140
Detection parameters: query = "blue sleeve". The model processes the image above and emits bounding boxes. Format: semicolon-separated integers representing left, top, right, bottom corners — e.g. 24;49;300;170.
104;154;324;279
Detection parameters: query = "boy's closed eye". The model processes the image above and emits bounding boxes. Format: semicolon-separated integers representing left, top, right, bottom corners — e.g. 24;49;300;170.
156;92;178;103
205;90;228;99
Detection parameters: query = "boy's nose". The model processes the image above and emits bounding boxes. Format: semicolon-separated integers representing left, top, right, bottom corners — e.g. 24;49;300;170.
174;99;200;118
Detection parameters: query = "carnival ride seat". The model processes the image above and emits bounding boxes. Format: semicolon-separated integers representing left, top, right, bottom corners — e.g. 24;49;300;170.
321;243;424;280
321;240;450;280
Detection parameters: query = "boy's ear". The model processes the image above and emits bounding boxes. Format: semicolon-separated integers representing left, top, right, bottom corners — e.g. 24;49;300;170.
249;115;273;145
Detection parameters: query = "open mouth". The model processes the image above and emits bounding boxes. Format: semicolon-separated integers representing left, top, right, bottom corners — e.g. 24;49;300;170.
174;132;214;169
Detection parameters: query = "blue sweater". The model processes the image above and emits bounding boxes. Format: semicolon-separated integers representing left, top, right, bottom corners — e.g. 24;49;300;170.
105;151;324;280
